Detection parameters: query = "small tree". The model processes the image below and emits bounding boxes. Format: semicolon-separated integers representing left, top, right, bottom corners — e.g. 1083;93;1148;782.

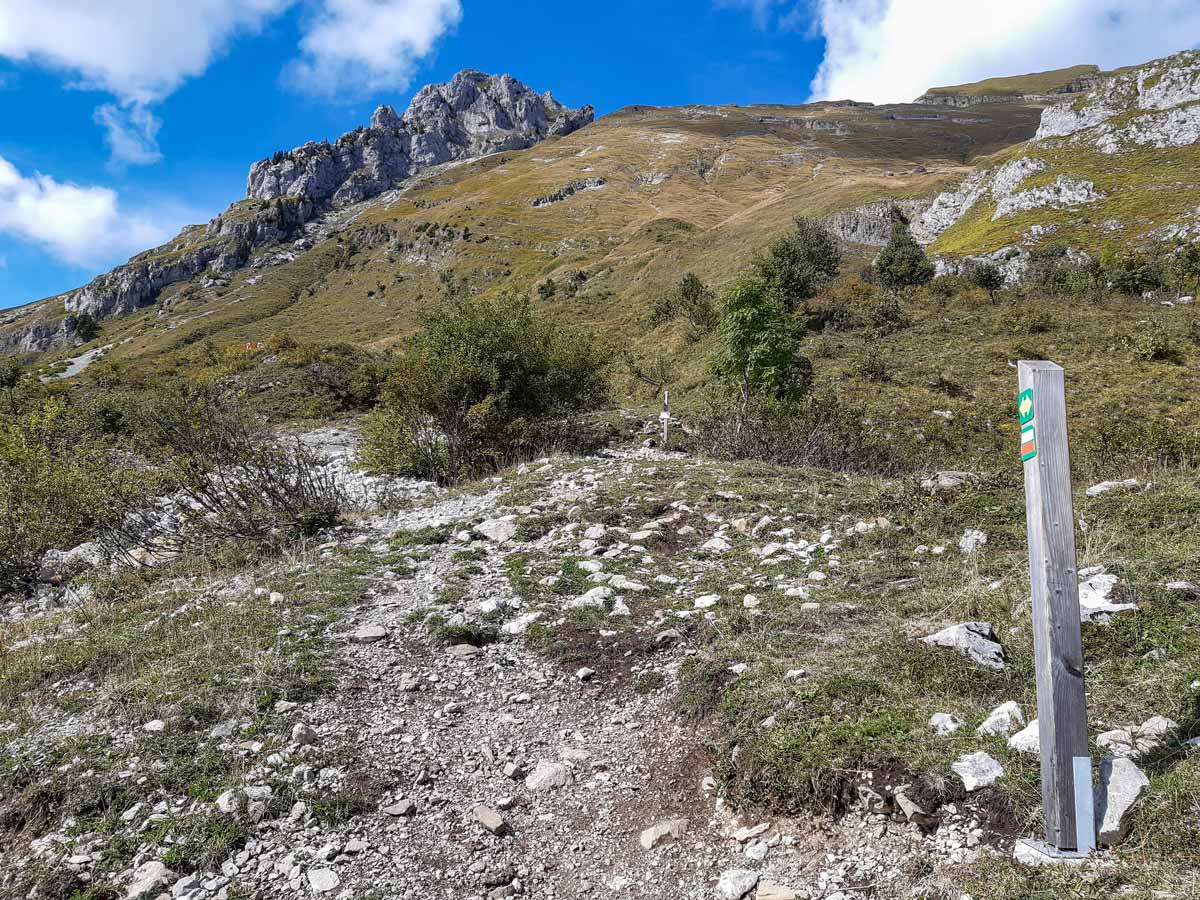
752;217;842;312
1165;241;1200;298
74;312;100;342
876;207;934;293
0;358;22;415
649;272;718;338
969;262;1005;304
713;277;811;434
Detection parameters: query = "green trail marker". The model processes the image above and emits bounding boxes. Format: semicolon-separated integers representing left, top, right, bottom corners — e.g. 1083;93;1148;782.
1018;388;1035;424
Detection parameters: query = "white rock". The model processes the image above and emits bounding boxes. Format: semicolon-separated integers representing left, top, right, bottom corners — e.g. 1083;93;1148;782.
142;719;167;733
291;723;318;745
307;868;340;894
351;624;388;643
694;594;720;609
473;804;510;835
702;537;732;553
609;574;648;592
639;818;688;849
525;760;573;793
958;529;988;554
1086;479;1139;497
1078;571;1137;623
474;518;517;544
1008;719;1040;755
923;621;1006;670
1096;755;1149;845
951;751;1004;791
977;701;1025;737
569;586;613;609
920;471;975;494
929;712;964;736
716;869;759;900
126;862;177;900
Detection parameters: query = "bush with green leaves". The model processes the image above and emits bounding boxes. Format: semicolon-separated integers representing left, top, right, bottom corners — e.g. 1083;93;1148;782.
74;311;100;342
712;276;812;433
1104;250;1164;297
360;293;608;483
0;398;151;592
751;217;842;312
967;263;1004;303
1124;318;1179;363
864;291;910;336
648;272;718;338
875;209;933;292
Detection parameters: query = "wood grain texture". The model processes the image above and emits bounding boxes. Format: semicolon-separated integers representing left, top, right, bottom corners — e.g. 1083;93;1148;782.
1019;361;1090;850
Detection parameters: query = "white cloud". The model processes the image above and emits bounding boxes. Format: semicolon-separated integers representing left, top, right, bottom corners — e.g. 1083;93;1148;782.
808;0;1200;103
286;0;462;95
94;103;164;167
0;0;292;105
0;155;174;267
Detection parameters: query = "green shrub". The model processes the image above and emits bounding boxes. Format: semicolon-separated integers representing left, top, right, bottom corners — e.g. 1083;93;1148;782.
713;277;812;432
1104;250;1164;297
1085;420;1200;470
74;312;100;342
864;292;910;336
1124;318;1179;362
1010;305;1056;335
0;398;150;592
359;293;608;484
751;217;841;312
648;272;718;338
875;209;933;292
966;264;1003;303
127;383;346;552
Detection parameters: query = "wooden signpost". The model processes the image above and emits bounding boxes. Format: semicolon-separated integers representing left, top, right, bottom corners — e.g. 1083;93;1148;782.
1017;361;1095;860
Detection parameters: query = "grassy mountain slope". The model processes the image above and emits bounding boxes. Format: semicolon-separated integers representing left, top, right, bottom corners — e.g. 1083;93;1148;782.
9;100;1041;381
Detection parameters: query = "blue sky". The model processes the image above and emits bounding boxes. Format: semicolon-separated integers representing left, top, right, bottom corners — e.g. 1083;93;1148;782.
2;0;1200;311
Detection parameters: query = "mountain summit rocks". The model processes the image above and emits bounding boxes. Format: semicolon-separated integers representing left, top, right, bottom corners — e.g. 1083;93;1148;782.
246;70;593;208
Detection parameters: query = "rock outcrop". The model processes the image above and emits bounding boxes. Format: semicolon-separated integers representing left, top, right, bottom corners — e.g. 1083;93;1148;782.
247;71;592;208
7;71;591;352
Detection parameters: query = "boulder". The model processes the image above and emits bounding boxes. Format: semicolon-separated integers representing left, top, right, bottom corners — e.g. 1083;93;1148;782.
307;868;340;894
1086;479;1139;497
1096;755;1149;845
756;883;798;900
473;804;510;835
958;528;988;554
525;760;573;793
1078;570;1137;623
922;621;1006;670
351;624;388;644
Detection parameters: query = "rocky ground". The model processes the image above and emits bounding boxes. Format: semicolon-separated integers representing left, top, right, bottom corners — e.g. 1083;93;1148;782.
3;428;1196;900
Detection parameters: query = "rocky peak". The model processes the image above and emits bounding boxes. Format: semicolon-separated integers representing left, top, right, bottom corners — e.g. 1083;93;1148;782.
246;70;593;209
